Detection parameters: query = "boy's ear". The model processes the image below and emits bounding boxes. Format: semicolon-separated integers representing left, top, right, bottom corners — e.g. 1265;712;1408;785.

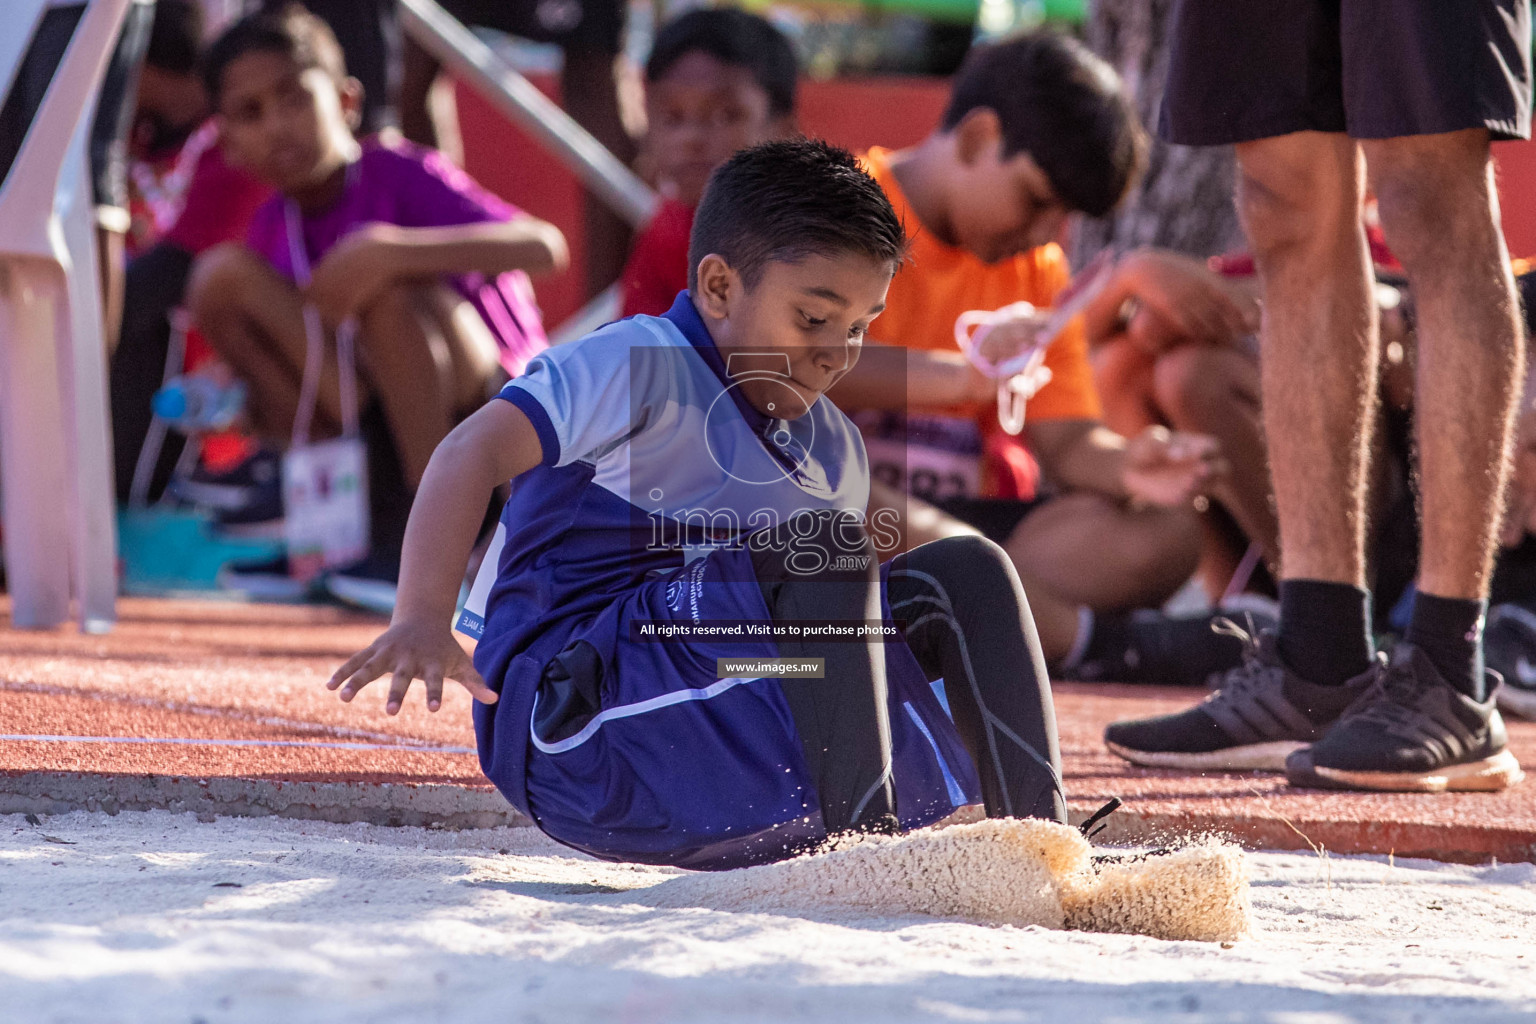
339;75;365;132
693;254;737;320
954;107;1003;168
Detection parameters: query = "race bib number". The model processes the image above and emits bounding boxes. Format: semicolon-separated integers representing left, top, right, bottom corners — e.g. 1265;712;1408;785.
283;437;369;582
859;412;983;503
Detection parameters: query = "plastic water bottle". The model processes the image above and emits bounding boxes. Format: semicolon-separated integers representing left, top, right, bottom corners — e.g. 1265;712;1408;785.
152;376;247;432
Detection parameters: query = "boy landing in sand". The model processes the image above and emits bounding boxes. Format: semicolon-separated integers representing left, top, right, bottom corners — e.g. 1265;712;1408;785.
329;140;1068;870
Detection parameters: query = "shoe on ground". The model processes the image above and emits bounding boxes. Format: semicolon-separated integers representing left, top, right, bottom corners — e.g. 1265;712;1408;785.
1103;629;1379;771
169;447;284;538
216;554;314;602
1285;643;1524;793
323;554;399;616
1483;603;1536;720
1071;606;1279;688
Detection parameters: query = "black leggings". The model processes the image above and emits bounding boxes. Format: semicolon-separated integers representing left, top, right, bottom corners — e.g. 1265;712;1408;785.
751;514;1066;833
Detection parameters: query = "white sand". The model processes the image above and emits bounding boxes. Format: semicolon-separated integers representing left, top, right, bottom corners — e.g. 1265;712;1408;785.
2;810;1533;1023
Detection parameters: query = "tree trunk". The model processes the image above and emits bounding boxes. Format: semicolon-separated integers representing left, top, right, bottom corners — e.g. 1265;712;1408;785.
1071;0;1244;266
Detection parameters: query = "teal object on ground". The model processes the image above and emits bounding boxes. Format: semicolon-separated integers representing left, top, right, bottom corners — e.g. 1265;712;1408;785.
117;507;284;595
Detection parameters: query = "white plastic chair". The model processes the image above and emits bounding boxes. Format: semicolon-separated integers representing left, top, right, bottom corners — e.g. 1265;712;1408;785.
0;0;133;630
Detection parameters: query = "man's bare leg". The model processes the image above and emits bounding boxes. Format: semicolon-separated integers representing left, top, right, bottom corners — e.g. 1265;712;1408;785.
1364;129;1525;699
1236;131;1379;686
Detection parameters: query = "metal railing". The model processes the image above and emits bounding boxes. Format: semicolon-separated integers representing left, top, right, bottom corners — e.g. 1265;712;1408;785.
398;0;658;229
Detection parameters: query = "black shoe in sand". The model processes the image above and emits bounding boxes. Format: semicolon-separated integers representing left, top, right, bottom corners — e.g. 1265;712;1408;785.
1103;629;1378;771
1285;643;1525;793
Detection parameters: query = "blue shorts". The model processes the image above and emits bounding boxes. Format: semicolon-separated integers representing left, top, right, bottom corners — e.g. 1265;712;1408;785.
474;546;983;870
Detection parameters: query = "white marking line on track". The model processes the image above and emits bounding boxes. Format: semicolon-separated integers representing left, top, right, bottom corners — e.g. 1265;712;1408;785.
0;679;441;747
0;734;476;754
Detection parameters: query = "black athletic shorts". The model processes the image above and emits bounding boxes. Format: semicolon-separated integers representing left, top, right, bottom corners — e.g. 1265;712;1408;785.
438;0;625;55
1160;0;1534;145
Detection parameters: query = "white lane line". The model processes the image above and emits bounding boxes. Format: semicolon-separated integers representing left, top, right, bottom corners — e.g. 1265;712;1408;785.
0;734;476;754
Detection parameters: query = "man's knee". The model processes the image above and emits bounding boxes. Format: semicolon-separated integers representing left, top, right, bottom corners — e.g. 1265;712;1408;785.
1235;134;1361;258
1367;131;1498;270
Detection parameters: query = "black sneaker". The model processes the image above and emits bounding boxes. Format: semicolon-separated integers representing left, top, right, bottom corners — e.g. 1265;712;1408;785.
1285;643;1525;792
1103;629;1379;771
1070;606;1278;687
1484;603;1536;720
170;447;284;538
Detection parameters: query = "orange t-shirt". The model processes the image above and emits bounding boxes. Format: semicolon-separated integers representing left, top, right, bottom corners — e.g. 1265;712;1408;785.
859;148;1102;500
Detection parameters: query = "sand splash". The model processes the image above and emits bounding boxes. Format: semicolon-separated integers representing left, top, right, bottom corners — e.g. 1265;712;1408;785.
632;819;1251;942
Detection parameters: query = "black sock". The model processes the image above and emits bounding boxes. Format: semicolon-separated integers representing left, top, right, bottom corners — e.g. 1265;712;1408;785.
1277;579;1375;686
1405;591;1487;699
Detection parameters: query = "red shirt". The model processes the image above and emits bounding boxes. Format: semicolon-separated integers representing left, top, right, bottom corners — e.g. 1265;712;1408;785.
620;198;695;318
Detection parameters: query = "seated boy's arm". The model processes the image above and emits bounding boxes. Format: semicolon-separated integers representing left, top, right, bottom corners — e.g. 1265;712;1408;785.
307;218;570;325
328;400;543;715
379;216;571;278
1027;418;1224;508
829;341;993;412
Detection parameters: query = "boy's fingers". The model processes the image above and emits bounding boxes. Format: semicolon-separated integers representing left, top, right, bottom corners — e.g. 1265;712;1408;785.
424;666;445;713
338;655;389;701
328;648;374;690
456;664;498;705
385;670;414;716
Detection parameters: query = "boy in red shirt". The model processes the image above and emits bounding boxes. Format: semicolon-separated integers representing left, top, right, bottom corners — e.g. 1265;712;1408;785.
619;8;797;318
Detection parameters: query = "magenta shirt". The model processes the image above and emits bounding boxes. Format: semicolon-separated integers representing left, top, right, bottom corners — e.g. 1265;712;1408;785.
245;136;549;376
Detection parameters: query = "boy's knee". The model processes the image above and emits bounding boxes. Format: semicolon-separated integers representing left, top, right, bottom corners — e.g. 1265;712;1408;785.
1151;347;1236;424
911;534;1016;591
1130;506;1203;579
186;243;259;318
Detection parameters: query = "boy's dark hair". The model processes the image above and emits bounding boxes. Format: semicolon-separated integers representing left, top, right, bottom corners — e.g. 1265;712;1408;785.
202;3;348;107
647;8;798;118
146;0;204;75
942;32;1145;218
689;139;906;290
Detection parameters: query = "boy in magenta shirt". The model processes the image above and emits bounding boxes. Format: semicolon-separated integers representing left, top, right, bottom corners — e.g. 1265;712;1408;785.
188;4;567;505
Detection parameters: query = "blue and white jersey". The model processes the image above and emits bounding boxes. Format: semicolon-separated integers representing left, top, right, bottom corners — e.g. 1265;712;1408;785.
461;291;869;646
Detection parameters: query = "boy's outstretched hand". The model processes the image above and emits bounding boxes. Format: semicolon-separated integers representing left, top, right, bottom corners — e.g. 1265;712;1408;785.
1121;426;1227;508
328;620;498;715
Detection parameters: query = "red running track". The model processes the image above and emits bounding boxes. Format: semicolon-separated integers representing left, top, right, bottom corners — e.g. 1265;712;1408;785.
2;598;1533;861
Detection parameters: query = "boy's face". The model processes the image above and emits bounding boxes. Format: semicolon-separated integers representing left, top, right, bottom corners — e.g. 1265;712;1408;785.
215;50;360;194
946;110;1071;265
646;52;789;207
695;251;892;419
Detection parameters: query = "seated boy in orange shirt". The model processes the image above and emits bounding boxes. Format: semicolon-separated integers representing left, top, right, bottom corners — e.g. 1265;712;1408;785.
835;33;1251;686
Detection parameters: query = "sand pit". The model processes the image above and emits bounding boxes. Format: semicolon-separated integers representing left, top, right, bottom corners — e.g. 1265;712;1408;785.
4;810;1532;1023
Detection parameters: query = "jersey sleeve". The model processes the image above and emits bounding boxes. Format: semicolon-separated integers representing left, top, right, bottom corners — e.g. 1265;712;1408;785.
497;329;651;467
1024;246;1104;423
